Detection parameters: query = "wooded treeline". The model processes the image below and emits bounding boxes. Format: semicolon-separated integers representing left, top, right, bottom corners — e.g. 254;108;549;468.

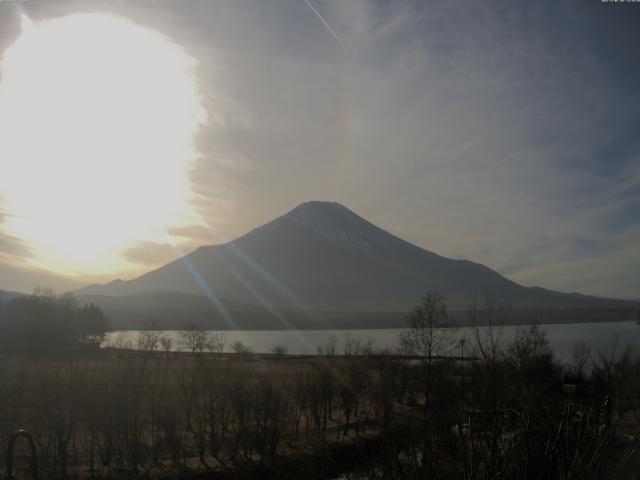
0;290;107;352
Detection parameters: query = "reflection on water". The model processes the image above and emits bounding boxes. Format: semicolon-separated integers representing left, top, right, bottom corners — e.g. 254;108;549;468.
103;320;639;363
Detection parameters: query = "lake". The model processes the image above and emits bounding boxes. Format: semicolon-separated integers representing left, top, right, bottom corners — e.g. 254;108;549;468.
103;320;640;363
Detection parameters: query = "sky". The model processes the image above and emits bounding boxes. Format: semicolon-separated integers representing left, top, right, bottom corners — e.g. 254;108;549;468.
0;0;638;300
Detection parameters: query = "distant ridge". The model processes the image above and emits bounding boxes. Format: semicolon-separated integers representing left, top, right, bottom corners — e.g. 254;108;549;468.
0;289;25;305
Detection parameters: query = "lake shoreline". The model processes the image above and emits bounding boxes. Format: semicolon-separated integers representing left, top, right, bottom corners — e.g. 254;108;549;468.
104;319;640;363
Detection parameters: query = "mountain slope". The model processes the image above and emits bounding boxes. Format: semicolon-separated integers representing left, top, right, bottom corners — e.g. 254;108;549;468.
78;201;629;312
0;289;25;305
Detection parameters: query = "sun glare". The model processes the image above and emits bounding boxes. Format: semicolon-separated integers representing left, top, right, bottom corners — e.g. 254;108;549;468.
0;13;205;275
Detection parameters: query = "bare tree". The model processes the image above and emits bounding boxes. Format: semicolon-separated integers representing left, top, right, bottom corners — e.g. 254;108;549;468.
230;340;251;355
570;340;592;381
208;332;227;354
248;373;290;464
160;336;173;353
398;292;457;478
270;344;287;356
317;335;338;356
342;335;374;356
399;292;457;368
466;294;510;365
111;332;134;350
179;324;211;353
138;330;161;352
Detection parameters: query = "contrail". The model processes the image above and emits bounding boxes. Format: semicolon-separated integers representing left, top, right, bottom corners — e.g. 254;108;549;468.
303;0;342;44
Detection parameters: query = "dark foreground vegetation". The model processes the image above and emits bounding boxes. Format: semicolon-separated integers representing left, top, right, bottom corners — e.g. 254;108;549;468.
0;293;639;479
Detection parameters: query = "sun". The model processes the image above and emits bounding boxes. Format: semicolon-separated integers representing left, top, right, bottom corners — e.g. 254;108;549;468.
0;13;205;276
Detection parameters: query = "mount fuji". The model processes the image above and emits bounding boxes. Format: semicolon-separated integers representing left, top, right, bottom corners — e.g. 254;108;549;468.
76;202;637;329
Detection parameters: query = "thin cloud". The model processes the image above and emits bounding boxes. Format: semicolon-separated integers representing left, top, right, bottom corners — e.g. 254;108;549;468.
0;232;31;257
123;241;180;266
0;0;637;299
0;202;31;257
166;225;212;242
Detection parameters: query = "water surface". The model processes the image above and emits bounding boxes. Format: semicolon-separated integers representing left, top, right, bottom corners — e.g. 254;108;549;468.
104;320;640;363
